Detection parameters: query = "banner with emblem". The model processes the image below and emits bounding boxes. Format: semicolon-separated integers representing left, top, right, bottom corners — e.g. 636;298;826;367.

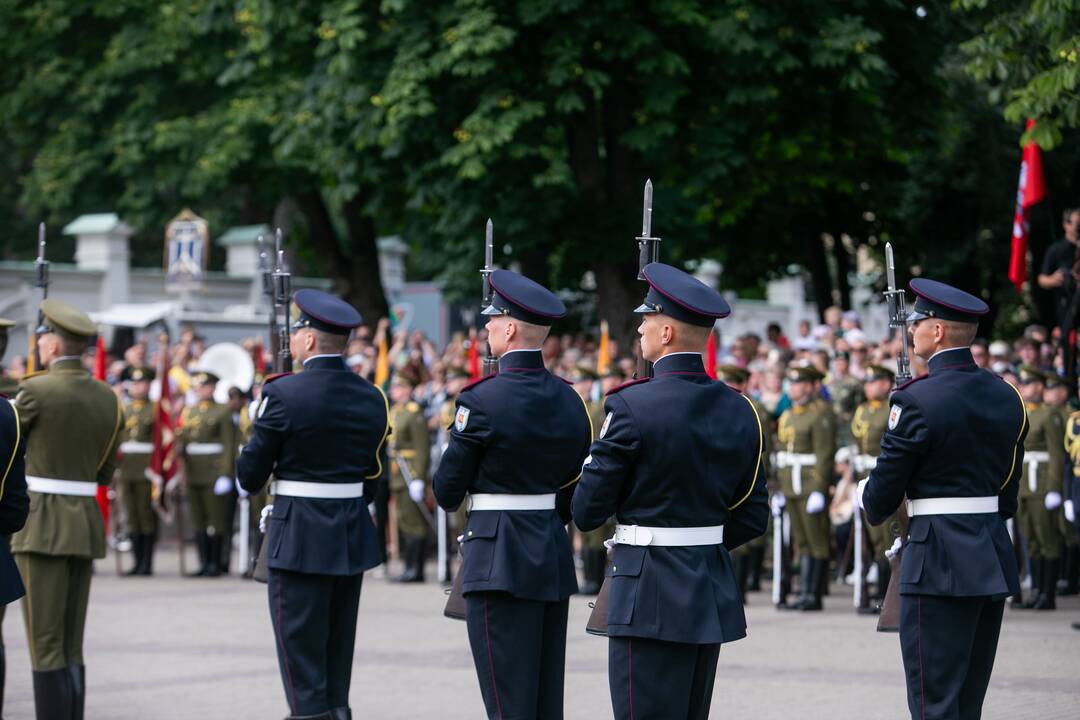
164;208;209;291
147;335;180;515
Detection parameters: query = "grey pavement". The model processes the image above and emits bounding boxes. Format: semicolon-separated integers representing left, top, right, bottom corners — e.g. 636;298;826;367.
3;547;1078;719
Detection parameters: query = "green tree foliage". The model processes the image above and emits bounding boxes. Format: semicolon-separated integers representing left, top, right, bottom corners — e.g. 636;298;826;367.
0;1;1070;346
959;0;1080;149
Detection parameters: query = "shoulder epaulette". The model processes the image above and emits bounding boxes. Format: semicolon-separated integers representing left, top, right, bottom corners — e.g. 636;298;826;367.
406;401;420;413
606;377;650;396
895;374;929;392
558;376;573;385
263;371;294;385
460;374;496;393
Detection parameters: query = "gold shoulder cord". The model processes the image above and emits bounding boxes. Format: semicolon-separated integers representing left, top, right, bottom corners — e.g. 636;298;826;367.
96;394;125;473
730;394;764;511
0;404;21;502
1001;381;1029;491
561;393;595;489
366;385;392;480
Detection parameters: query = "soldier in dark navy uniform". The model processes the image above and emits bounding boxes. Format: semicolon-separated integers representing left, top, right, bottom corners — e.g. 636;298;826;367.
0;384;28;720
433;269;592;720
237;289;389;720
859;278;1027;720
573;263;769;720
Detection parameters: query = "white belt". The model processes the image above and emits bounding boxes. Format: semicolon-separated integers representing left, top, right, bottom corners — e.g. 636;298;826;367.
468;493;556;511
1024;451;1050;493
270;480;365;499
614;523;725;547
27;476;98;497
853;454;877;473
120;441;154;455
186;443;225;455
776;451;816;495
906;496;999;516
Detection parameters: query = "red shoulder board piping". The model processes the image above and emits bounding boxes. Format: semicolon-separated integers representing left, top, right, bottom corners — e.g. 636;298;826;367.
263;371;294;385
895;374;928;392
461;374;496;393
558;376;573;385
606;377;651;396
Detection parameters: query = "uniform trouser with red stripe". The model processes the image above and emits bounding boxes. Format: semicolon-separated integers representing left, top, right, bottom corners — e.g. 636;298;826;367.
465;591;569;720
608;636;720;720
900;594;1004;720
267;568;363;715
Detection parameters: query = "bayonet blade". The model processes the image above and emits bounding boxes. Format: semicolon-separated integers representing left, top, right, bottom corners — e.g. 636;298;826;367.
485;218;494;270
37;222;45;260
642;179;653;238
885;242;897;292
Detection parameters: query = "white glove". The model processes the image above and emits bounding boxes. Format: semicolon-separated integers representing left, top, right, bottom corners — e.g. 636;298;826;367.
213;475;233;496
1065;499;1076;523
603;536;617;551
856;478;869;511
884;537;903;560
259;504;274;533
769;493;786;517
368;502;378;518
408;480;425;503
234;478;249;499
1045;491;1063;510
805;491;826;515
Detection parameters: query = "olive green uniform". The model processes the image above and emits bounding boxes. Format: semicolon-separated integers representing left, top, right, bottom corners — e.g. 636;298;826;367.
0;374;18;397
119;399;155;535
777;399;836;560
851;399;896;560
1019;402;1065;562
12;357;123;672
829;374;864;447
390;401;431;541
177;399;234;535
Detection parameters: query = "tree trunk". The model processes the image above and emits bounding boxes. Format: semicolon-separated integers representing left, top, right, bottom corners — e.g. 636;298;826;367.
295;189;389;329
594;260;645;367
805;235;833;321
833;233;852;310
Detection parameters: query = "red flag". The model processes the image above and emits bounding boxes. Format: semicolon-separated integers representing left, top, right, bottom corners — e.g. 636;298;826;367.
1008;119;1048;292
468;330;480;380
147;336;180;515
93;337;110;525
705;331;717;379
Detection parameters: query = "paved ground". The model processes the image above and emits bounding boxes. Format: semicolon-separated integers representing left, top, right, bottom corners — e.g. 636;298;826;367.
3;547;1078;719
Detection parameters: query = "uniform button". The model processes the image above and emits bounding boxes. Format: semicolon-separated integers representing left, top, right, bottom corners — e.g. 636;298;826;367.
467;531;473;537
613;566;617;571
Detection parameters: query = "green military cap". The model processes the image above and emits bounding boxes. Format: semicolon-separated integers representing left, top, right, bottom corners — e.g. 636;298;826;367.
191;370;220;386
863;364;895;382
391;369;419;388
1017;364;1046;385
0;317;14;329
445;365;470;380
786;362;825;383
38;298;97;339
718;364;750;384
121;366;156;383
568;365;598;383
1043;372;1065;389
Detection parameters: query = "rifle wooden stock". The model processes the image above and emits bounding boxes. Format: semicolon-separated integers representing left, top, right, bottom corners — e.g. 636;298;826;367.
585;576;611;636
876;503;909;632
443;566;466;620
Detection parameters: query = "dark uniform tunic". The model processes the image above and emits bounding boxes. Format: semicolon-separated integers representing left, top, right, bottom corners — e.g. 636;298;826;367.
238;354;388;717
573;352;769;720
863;348;1026;720
434;349;591;720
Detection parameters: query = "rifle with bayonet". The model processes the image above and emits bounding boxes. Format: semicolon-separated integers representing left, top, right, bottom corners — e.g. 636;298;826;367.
876;242;911;632
444;218;503;619
250;228;293;584
26;223;50;376
585;179;661;636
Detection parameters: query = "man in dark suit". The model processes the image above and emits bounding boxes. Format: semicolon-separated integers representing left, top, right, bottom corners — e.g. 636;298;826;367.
0;394;28;720
433;270;592;720
860;278;1027;720
238;289;389;720
573;262;769;720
